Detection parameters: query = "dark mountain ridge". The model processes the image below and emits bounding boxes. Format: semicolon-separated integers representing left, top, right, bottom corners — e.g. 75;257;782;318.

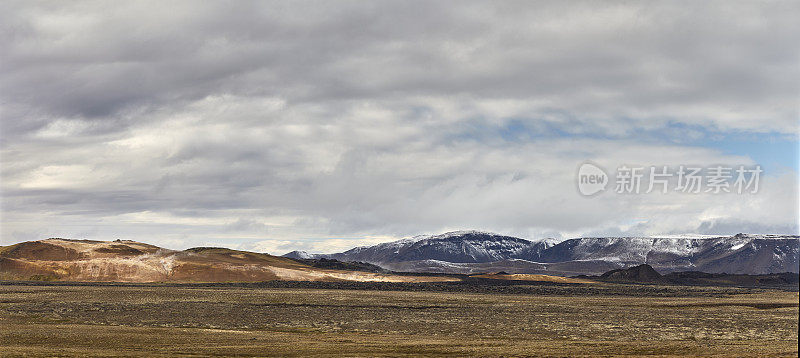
588;264;799;289
284;232;800;276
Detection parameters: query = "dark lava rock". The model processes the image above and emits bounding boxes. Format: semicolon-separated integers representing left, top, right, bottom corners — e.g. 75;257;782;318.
600;264;662;282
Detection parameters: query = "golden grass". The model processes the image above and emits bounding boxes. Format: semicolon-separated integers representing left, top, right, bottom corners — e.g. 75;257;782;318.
472;273;595;284
0;285;796;356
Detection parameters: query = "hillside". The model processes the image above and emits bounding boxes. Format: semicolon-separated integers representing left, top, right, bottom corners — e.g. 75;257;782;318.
285;231;554;264
286;232;800;276
0;239;457;283
585;264;799;288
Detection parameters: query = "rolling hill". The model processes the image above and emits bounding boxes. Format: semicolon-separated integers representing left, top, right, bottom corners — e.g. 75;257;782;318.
0;238;457;283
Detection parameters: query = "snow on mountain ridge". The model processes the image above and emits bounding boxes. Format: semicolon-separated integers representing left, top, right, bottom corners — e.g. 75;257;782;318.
282;232;799;275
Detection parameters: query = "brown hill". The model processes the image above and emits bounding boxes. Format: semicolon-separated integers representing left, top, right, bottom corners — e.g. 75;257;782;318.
0;239;459;283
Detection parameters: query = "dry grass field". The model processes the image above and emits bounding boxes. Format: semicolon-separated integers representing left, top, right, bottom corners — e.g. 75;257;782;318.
0;282;797;357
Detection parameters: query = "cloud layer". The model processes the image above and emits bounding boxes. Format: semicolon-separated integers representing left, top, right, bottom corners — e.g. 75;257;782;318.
2;1;798;253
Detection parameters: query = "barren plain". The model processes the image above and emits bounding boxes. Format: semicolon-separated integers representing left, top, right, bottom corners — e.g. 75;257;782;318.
0;281;797;357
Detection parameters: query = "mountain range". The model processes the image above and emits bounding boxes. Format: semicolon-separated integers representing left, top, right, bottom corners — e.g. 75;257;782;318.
2;232;797;282
284;231;800;276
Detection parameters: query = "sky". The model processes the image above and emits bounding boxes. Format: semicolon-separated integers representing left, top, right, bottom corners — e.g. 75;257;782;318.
1;1;798;254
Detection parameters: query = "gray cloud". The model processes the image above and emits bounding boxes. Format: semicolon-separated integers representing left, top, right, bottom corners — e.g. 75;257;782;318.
3;1;798;133
1;1;798;250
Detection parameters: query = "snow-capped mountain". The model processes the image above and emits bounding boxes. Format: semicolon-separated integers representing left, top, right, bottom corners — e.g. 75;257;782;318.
283;232;799;275
285;231;554;263
535;234;799;274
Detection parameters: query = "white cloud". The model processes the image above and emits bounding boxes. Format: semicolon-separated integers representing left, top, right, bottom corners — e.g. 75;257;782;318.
1;1;798;250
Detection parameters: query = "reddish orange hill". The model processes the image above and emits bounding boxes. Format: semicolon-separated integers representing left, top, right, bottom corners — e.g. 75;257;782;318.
0;239;458;283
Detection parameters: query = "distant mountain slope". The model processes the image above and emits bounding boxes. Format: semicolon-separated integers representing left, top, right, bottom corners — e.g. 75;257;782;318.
285;232;799;275
537;234;799;274
590;264;799;289
384;258;622;277
286;257;389;273
0;239;457;283
286;231;553;263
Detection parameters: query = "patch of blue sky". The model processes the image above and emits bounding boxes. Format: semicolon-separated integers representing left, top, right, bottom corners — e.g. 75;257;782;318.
447;117;798;175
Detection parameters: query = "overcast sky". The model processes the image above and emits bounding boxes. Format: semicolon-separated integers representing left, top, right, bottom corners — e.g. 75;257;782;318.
1;1;798;254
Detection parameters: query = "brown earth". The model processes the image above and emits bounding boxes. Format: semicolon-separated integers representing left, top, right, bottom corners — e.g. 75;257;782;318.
0;239;458;283
0;283;796;356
